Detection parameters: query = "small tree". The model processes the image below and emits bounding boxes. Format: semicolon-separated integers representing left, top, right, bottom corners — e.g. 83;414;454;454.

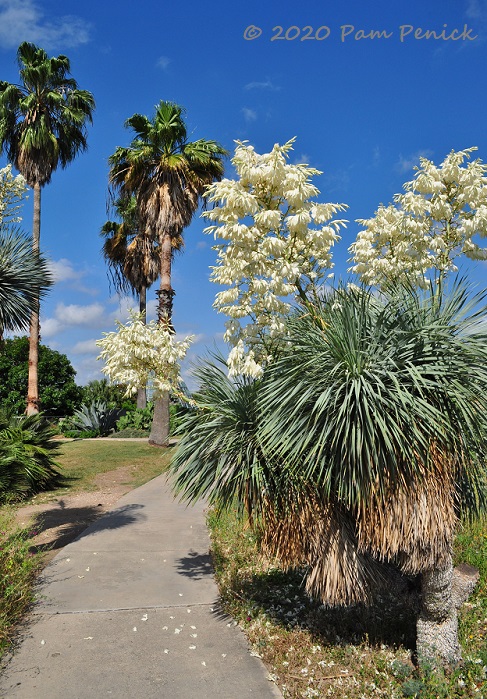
0;337;81;417
349;147;487;287
0;165;52;337
96;313;193;442
80;379;130;410
100;195;159;409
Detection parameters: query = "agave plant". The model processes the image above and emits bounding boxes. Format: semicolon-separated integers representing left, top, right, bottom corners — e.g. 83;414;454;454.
68;401;124;437
0;410;62;500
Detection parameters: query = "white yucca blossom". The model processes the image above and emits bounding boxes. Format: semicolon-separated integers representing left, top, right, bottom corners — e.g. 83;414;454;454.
96;312;193;397
349;147;487;288
0;165;27;226
204;139;348;377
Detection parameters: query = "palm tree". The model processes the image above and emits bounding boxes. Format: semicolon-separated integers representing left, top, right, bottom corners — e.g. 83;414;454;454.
0;42;95;414
0;227;52;337
108;100;226;445
170;281;487;665
101;195;159;408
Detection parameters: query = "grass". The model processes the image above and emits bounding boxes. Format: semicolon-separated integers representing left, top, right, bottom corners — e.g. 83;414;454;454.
29;439;173;501
208;508;487;699
0;439;173;657
0;507;43;657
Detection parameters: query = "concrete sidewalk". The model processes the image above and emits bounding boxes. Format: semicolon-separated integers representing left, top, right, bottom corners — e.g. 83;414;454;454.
0;475;283;698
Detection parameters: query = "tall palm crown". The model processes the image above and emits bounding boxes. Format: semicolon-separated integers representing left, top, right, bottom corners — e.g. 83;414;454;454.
108;100;227;322
0;42;95;188
0;41;94;414
108;101;226;446
101;195;159;305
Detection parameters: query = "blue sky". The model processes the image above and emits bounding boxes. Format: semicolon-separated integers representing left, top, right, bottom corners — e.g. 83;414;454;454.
1;0;486;388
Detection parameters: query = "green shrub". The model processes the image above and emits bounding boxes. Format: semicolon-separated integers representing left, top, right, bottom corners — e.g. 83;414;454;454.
115;402;189;436
116;403;153;433
0;337;82;417
0;410;63;501
61;429;99;439
80;379;131;410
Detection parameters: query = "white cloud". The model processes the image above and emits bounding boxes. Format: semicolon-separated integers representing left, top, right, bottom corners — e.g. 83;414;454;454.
395;150;434;174
55;302;105;326
48;258;84;283
242;107;257;123
156;55;171;70
72;355;104;386
71;338;100;355
292;152;311;166
244;79;280;91
47;258;99;296
40;317;61;339
0;0;91;49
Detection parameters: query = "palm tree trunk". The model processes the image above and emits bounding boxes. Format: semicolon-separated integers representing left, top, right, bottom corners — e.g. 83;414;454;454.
26;183;41;415
136;285;147;410
156;233;175;327
416;552;460;665
149;233;174;446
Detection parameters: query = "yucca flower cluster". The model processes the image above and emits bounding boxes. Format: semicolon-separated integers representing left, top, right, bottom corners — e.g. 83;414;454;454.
96;312;193;397
349;147;487;287
0;165;26;226
204;139;348;377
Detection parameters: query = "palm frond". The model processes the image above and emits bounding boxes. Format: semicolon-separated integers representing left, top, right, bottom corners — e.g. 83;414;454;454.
0;226;52;333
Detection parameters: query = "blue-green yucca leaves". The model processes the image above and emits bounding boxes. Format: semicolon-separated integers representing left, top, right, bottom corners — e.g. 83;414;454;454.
170;358;280;520
0;227;52;334
259;281;487;514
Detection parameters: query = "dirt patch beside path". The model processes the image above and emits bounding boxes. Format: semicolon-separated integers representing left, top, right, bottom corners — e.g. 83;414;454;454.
15;465;138;565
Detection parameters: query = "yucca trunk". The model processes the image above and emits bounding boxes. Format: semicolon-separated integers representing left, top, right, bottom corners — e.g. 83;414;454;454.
149;233;173;446
416;553;460;665
136;285;147;410
26;183;41;415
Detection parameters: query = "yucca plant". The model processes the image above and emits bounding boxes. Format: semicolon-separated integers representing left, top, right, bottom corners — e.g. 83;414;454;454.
170;357;278;521
257;280;487;664
170;280;487;665
0;409;63;499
